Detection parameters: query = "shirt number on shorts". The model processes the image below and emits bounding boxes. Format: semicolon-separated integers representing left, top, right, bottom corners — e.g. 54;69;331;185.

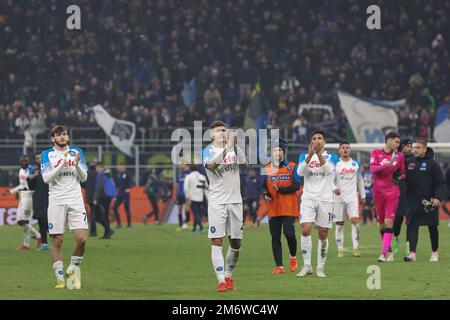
83;212;87;222
328;213;333;222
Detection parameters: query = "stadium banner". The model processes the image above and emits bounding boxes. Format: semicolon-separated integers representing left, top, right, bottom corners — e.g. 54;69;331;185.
433;104;450;142
298;103;333;115
338;91;404;143
1;187;448;225
92;104;136;157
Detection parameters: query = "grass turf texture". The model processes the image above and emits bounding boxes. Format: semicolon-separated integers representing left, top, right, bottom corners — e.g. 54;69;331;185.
1;223;449;299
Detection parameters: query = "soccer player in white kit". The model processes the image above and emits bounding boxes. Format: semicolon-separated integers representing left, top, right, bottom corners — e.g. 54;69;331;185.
202;120;247;292
297;130;338;278
40;125;88;289
333;142;366;258
2;155;42;250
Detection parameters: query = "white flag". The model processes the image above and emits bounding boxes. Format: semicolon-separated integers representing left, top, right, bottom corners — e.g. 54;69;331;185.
433;104;450;142
338;91;403;143
92;104;136;157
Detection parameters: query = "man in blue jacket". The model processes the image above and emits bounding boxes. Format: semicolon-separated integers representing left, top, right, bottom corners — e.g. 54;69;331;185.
113;163;133;228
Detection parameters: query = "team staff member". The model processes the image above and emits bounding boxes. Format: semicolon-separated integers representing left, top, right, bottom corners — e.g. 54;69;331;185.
262;138;300;274
404;140;446;262
113;163;133;228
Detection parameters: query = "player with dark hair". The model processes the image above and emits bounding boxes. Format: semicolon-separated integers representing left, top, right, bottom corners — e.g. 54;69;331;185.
370;132;405;262
202;120;247;292
41;125;88;289
297;130;338;277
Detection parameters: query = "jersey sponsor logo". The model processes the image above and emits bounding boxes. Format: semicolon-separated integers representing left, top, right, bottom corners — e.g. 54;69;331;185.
223;154;237;164
54;158;76;168
308;171;326;177
339;168;356;174
308;160;321;168
57;171;76;177
268;175;291;181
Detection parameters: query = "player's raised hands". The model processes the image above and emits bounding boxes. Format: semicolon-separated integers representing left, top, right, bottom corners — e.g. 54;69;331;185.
74;151;81;166
308;142;316;155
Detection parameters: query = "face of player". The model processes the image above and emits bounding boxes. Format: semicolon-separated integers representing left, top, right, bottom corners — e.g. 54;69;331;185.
52;130;70;148
20;157;29;169
401;144;412;154
35;154;41;165
414;143;427;158
211;126;227;146
311;133;325;152
339;144;351;159
386;137;400;152
272;147;285;164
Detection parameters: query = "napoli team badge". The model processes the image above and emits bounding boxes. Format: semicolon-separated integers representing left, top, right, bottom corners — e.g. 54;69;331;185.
69;151;76;157
287;166;292;171
48;223;54;230
352;161;356;166
210;226;216;234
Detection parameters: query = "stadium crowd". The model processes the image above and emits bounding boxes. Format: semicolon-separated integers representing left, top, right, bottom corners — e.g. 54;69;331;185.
1;0;450;144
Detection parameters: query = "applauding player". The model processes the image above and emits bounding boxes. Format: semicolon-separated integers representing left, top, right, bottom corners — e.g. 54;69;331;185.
41;125;88;289
202;121;247;292
297;130;338;278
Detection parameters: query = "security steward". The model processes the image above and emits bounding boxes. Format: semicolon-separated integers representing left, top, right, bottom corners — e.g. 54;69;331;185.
262;138;301;274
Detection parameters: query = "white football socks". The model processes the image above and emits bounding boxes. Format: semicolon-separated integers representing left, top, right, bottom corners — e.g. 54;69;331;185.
26;224;41;239
335;224;344;251
225;247;240;277
301;235;312;266
317;239;329;268
211;245;225;283
351;223;360;250
23;225;31;247
53;261;64;281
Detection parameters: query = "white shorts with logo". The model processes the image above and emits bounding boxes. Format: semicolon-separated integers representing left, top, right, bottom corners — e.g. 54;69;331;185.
17;198;33;221
47;203;88;234
300;199;334;229
208;203;244;239
334;200;359;222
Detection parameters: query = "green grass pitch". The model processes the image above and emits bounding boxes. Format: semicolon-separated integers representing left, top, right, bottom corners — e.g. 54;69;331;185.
1;223;450;299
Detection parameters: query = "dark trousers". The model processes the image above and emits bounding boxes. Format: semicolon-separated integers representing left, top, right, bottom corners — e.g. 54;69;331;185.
191;201;205;231
244;198;259;223
37;217;48;244
269;216;297;267
88;202;97;235
113;194;131;226
407;224;439;253
393;214;405;238
146;193;159;220
96;197;112;237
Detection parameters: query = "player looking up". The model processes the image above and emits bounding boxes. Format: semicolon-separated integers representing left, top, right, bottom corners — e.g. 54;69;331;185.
41;125;88;289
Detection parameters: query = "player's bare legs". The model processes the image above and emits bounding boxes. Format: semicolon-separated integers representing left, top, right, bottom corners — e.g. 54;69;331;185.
72;229;88;256
17;220;41;250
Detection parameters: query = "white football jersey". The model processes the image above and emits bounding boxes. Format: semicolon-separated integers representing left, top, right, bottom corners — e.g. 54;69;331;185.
10;166;35;200
334;158;366;203
40;146;87;206
184;171;208;202
298;150;338;202
202;145;242;205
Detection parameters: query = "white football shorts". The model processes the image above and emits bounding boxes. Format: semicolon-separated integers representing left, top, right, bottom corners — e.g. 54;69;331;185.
17;198;33;221
47;203;88;234
300;199;334;229
208;203;244;239
334;200;360;222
